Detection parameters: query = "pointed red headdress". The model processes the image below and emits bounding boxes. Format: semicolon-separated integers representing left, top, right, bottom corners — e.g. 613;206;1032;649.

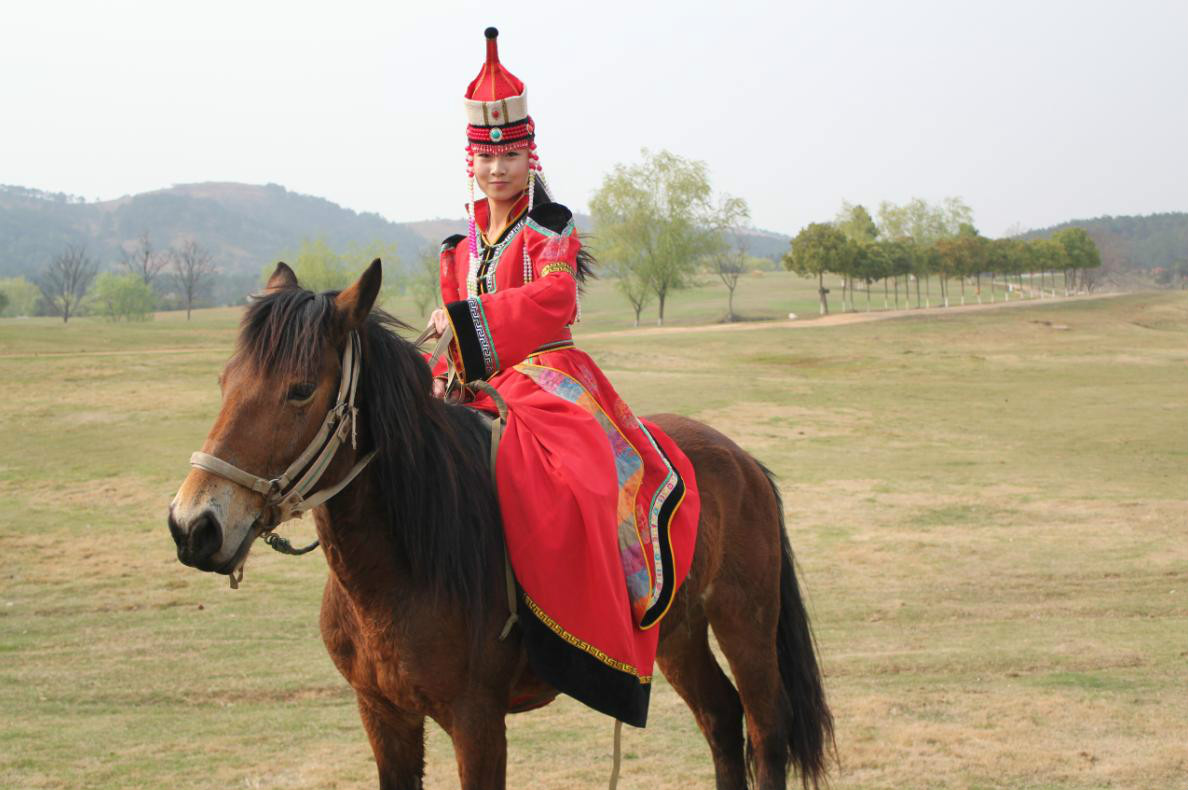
464;27;535;154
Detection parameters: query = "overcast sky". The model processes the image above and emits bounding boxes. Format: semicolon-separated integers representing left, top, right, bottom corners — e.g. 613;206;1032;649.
3;0;1185;237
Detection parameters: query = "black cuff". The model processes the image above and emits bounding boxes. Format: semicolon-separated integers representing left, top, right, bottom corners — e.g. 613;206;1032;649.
445;299;491;382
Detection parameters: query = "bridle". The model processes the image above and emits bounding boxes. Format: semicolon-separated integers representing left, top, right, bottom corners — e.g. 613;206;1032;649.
189;331;376;537
186;327;458;579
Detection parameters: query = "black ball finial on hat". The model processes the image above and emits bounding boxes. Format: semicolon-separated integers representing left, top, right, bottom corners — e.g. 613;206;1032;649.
485;27;499;39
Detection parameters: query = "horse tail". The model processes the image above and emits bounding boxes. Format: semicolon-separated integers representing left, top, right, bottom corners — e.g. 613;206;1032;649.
757;461;835;789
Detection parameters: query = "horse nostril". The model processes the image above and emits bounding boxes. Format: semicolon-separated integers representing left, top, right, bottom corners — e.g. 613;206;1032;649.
189;511;222;564
172;509;223;567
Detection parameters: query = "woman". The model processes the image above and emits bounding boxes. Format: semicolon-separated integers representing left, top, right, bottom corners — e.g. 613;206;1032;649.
426;27;699;729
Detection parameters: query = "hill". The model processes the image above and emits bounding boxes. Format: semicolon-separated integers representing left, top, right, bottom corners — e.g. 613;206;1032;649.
1020;211;1187;270
0;183;429;280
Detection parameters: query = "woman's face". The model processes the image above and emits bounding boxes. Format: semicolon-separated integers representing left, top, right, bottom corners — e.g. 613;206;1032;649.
474;149;530;203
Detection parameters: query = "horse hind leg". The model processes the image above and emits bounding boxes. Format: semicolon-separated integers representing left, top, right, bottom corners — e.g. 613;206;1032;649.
707;463;833;790
657;606;748;790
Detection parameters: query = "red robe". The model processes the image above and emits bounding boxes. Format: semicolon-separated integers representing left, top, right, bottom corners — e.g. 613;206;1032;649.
437;194;699;726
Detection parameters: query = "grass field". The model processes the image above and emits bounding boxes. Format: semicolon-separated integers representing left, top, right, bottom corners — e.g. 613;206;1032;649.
2;271;1186;789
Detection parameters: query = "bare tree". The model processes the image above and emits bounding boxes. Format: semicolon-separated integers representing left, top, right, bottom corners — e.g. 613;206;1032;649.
713;226;749;322
121;231;168;286
171;240;215;319
38;244;97;323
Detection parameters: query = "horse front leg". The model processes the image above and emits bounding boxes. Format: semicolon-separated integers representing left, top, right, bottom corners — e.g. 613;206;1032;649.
446;699;508;790
355;693;426;790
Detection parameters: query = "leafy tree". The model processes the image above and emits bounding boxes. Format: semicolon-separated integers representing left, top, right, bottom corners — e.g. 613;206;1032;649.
1029;239;1068;297
835;203;879;243
935;223;989;306
345;240;401;303
591;149;729;325
784;223;851;315
877;197;972;245
93;273;156;321
272;238;352;293
0;276;40;317
835;204;879;312
1052;227;1101;294
852;241;887;311
171;239;215;319
37;244;97;323
0;290;7;315
910;243;939;307
879;240;914;309
985;238;1014;301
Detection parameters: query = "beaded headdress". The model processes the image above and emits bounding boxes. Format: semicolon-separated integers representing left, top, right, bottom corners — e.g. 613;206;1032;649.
464;27;548;296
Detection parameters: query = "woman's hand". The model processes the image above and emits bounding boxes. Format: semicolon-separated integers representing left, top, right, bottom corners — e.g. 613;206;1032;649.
431;376;447;400
427;308;449;338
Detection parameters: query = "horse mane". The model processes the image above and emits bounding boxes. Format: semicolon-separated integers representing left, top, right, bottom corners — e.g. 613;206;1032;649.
238;286;501;620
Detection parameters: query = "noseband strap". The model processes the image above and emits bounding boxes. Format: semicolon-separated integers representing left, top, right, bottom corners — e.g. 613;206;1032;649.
190;331;376;528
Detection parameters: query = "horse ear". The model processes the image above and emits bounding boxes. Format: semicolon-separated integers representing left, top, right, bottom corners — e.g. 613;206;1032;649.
335;259;382;330
265;262;299;292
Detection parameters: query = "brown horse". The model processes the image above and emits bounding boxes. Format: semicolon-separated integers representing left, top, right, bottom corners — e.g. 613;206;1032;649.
167;261;833;790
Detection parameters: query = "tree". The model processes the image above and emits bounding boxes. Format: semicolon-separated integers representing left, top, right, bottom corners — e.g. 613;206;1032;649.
910;243;938;308
171;239;215;319
346;239;401;303
851;241;887;311
836;203;883;311
272;238;351;293
0;277;40;317
1052;227;1101;294
93;273;156;321
37;244;97;323
1029;239;1067;297
877;196;973;244
410;245;441;319
879;240;914;309
591;149;727;326
710;198;752;322
608;256;653;327
835;203;879;244
784;223;851;315
120;231;168;287
986;239;1013;302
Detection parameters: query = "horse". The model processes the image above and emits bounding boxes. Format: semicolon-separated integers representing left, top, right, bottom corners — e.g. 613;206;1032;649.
167;260;833;790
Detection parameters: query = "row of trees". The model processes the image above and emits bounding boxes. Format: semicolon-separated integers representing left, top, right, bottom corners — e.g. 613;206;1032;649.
6;234;415;323
588;151;1106;327
6;234;218;322
786;201;1103;315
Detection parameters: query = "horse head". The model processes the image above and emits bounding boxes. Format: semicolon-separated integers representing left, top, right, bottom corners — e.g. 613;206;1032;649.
167;260;382;576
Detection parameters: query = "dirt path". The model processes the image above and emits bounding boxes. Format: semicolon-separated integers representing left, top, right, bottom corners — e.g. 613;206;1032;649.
579;292;1127;340
1;293;1127;359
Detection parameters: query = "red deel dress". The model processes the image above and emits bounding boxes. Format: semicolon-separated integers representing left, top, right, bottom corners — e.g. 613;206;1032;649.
438;193;699;726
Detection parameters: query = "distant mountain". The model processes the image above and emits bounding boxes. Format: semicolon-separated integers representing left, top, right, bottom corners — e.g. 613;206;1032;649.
0;182;429;280
0;180;799;290
1019;212;1187;270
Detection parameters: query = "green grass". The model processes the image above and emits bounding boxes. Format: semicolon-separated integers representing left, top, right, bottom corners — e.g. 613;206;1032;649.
2;278;1186;789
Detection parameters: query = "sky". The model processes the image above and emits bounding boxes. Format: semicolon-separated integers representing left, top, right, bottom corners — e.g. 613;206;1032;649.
2;0;1185;238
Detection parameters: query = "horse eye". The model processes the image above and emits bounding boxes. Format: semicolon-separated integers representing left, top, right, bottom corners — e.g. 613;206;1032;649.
287;382;316;403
